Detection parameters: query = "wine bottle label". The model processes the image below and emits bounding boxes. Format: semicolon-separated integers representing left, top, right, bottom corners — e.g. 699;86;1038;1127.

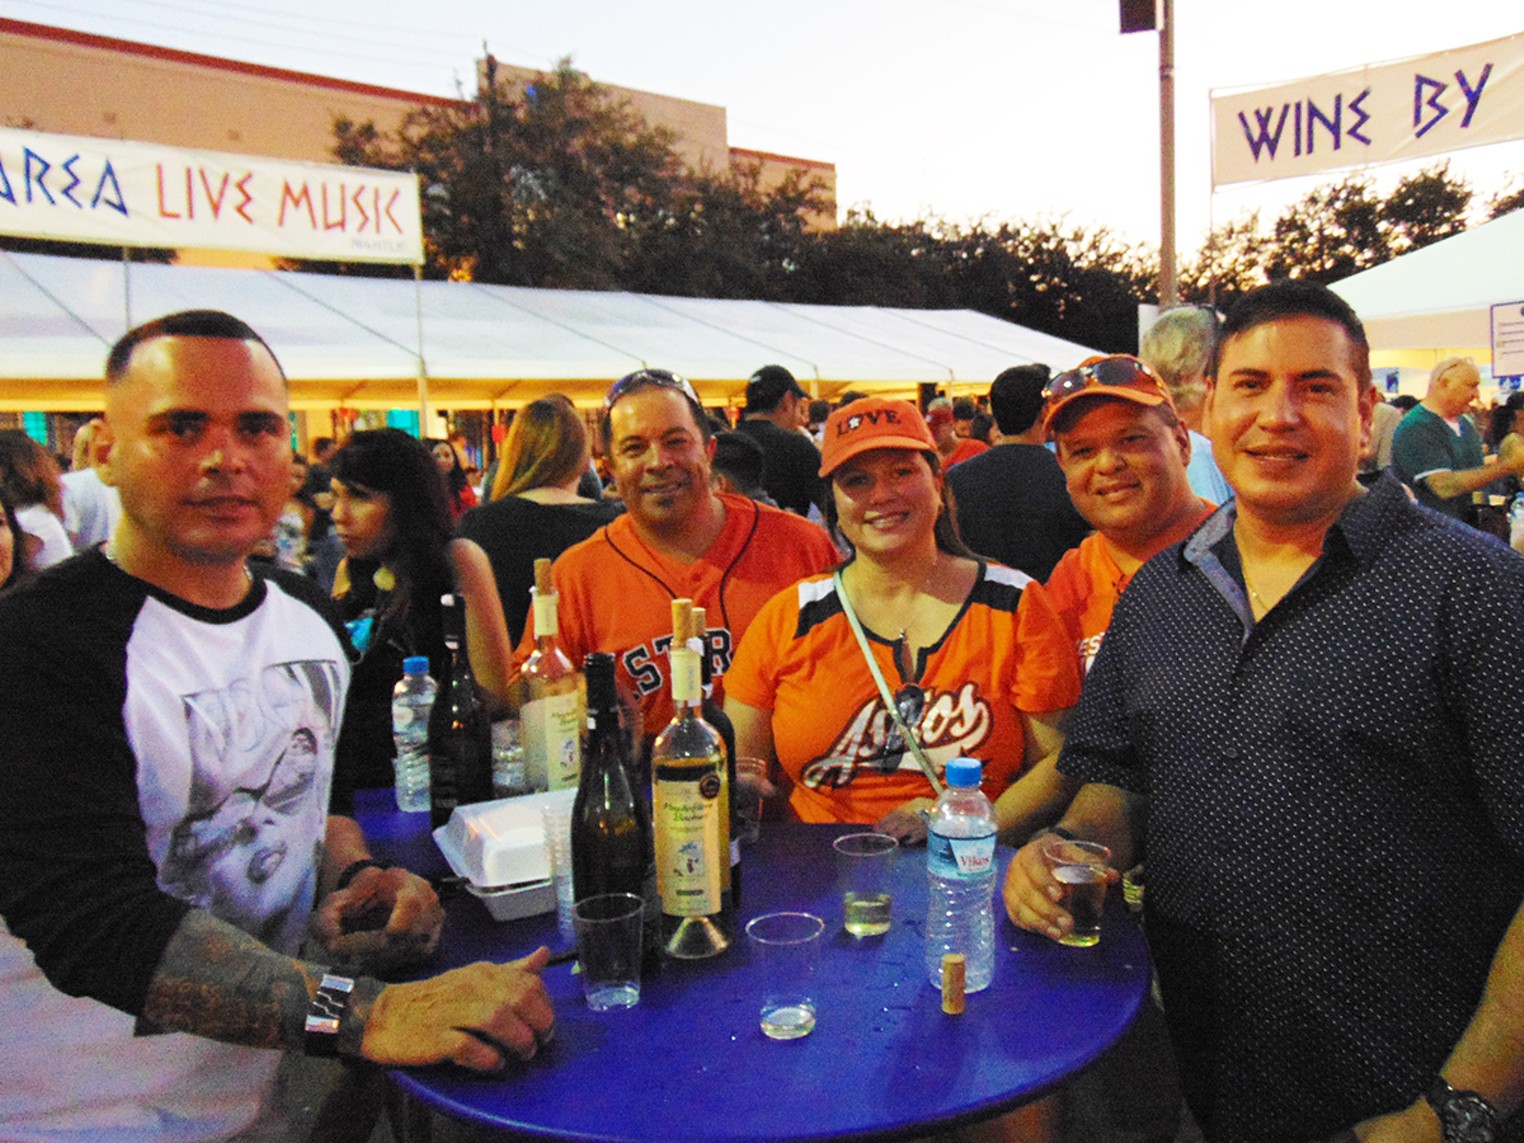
669;648;701;706
653;767;724;916
531;590;559;638
927;831;996;880
523;691;582;791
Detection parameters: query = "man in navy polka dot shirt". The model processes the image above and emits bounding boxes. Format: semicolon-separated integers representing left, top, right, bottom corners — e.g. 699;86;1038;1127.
1004;280;1524;1143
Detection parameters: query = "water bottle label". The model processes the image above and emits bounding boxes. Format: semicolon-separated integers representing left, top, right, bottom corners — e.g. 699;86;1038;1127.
392;703;418;730
928;830;996;879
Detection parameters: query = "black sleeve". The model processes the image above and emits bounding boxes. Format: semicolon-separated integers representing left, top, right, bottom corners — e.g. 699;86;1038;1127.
0;566;191;1016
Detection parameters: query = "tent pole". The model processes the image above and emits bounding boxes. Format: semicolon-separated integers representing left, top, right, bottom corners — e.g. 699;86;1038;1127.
414;263;431;436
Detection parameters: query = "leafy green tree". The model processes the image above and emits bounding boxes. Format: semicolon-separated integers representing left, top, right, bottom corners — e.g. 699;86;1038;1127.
333;57;682;287
1263;175;1388;284
1380;163;1472;255
623;162;829;300
1178;212;1270;308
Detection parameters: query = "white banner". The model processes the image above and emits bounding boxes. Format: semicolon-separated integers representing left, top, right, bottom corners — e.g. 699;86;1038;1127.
1211;33;1524;189
0;127;422;264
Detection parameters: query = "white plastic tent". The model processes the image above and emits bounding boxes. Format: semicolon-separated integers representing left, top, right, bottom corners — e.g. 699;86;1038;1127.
0;250;1101;411
1331;208;1524;353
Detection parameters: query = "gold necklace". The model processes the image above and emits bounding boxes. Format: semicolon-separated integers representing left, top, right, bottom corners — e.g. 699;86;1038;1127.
1244;577;1270;613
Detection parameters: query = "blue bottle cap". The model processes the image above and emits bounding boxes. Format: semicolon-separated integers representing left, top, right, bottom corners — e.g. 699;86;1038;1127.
944;757;982;788
402;655;430;675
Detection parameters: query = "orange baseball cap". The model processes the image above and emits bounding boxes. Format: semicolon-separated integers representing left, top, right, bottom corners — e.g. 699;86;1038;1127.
819;397;937;477
1041;355;1175;433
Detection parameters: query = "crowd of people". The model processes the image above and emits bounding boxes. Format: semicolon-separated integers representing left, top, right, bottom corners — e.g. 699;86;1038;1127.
0;281;1520;1143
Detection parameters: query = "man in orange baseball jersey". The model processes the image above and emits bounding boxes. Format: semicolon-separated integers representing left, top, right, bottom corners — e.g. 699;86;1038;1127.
514;370;838;743
1032;354;1213;1143
1042;355;1216;672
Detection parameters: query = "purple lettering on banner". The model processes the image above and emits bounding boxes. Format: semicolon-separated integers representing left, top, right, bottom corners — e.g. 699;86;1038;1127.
1413;73;1449;138
23;149;53;205
92;161;127;216
60;155;83;208
1347;89;1373;145
1236;106;1294;162
0;155;13;205
1306;95;1341;153
1456;64;1492;127
1294;101;1303;156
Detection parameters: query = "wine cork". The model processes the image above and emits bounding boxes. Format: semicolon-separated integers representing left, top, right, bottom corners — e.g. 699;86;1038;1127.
534;558;554;596
941;953;966;1015
670;598;694;643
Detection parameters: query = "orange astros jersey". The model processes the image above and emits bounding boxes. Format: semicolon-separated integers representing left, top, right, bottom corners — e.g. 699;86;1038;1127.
1045;501;1216;673
725;563;1081;825
516;493;840;742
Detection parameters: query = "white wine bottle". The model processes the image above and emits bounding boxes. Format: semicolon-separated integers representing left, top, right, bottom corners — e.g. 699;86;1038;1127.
521;558;584;791
651;599;732;959
692;607;741;909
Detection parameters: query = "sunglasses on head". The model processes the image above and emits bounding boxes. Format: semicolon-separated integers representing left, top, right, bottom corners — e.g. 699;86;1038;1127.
604;369;701;410
1043;356;1170;406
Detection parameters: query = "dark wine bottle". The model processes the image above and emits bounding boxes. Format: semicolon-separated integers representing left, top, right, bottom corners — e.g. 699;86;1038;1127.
571;652;653;902
692;607;740;909
428;593;494;829
651;599;733;959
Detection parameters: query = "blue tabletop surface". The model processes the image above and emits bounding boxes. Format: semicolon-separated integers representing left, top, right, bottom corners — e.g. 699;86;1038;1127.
354;788;1151;1143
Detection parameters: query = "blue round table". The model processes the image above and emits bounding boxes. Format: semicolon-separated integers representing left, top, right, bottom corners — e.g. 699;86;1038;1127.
355;790;1152;1142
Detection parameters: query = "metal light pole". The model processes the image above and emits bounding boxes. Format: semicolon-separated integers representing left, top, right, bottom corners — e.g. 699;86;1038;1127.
1158;0;1177;308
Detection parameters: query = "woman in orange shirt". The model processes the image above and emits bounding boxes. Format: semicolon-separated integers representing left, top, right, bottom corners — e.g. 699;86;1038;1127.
725;398;1081;845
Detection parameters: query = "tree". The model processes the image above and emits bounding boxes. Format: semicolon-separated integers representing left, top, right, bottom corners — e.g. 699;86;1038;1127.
1380;162;1471;255
622;162;829;300
1489;175;1524;220
333;58;683;287
328;57;830;295
1263;175;1388;285
1178;212;1270;308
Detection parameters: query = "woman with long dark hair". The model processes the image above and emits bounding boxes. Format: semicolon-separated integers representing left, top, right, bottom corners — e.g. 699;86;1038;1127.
0;489;34;596
426;438;478;520
461;396;621;644
0;430;71;569
329;429;511;788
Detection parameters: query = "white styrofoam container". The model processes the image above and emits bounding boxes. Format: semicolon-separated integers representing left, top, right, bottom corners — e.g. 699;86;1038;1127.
432;787;576;888
464;878;558;922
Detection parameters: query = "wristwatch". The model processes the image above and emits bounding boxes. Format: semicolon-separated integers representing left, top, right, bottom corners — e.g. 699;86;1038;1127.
304;972;355;1058
1425;1075;1498;1143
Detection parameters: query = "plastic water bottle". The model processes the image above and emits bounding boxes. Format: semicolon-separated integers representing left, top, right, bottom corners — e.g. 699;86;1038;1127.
391;655;436;813
924;757;997;993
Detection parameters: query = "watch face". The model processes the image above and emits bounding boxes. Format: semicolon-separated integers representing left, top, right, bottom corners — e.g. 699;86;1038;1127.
1439;1092;1496;1143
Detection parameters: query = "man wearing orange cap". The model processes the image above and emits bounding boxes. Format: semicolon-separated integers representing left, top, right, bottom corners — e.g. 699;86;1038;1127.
1041;355;1217;673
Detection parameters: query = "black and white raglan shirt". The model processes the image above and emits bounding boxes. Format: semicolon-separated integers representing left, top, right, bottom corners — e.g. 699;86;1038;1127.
0;550;354;1142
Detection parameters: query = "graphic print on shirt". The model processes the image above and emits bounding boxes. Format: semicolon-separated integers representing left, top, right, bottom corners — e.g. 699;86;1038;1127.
802;681;992;789
158;658;344;954
622;628;734;699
